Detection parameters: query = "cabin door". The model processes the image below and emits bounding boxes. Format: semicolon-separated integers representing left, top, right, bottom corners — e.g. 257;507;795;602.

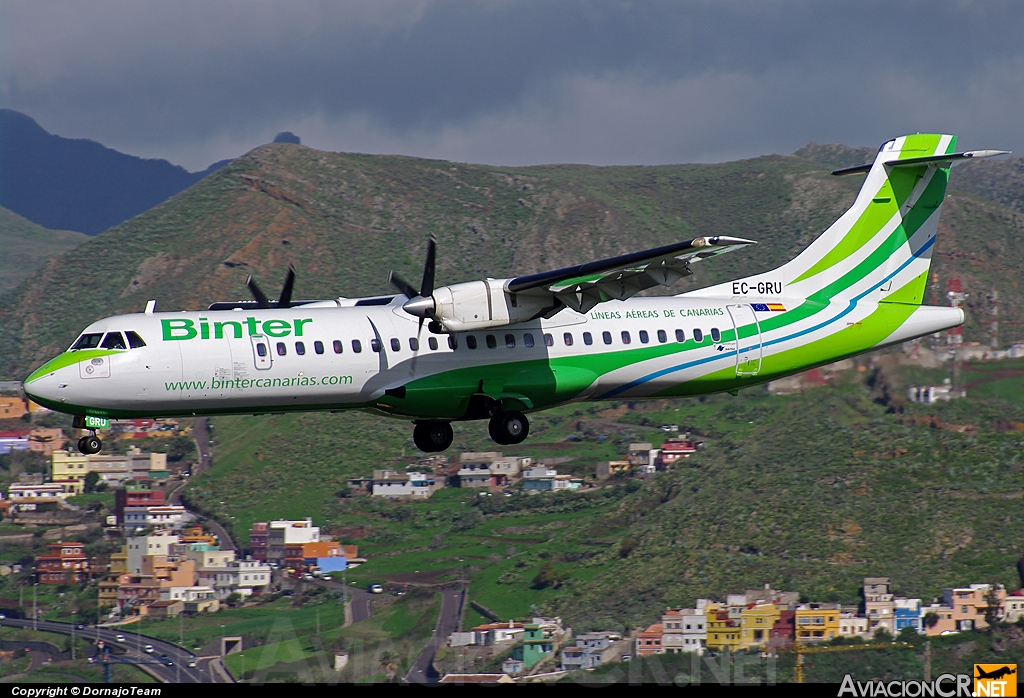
727;304;762;376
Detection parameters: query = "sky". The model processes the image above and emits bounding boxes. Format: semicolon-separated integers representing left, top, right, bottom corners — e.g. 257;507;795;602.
2;1;1022;172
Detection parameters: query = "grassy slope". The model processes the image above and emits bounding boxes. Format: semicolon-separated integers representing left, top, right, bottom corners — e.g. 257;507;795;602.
4;143;1024;379
0;206;87;295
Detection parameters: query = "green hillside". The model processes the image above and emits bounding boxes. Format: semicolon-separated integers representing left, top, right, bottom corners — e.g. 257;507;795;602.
3;142;1024;379
0;206;87;294
183;367;1024;634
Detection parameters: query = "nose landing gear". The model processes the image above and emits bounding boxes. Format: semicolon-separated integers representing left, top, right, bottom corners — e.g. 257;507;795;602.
413;421;453;453
488;411;529;446
72;415;103;454
78;434;103;455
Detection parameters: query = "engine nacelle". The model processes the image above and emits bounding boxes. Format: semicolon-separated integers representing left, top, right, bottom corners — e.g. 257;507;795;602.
432;279;552;332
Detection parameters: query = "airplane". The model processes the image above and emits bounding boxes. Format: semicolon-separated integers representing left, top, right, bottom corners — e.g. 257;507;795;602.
22;134;1008;455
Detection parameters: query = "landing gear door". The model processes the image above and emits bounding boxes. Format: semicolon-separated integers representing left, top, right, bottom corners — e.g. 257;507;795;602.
727;304;762;376
251;335;272;370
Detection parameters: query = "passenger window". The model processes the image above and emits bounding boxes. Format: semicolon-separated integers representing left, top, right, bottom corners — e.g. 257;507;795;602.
333;340;343;354
428;337;438;350
101;332;127;350
524;333;535;348
639;330;649;344
583;332;593;346
657;329;667;344
390;338;401;352
371;339;381;352
448;336;458;350
602;331;612;345
486;335;497;349
256;343;268;357
543;333;554;347
711;328;721;343
352;339;362;353
295;341;306;355
126;331;147;348
621;331;631;345
466;336;478;350
314;341;325;355
505;334;516;348
71;333;103;350
563;332;574;346
409;338;419;351
276;342;287;356
693;329;704;343
675;329;685;342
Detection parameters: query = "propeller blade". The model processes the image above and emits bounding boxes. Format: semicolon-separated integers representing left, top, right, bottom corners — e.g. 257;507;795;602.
246;276;272;309
278;265;296;308
388;271;419;299
420;235;436;298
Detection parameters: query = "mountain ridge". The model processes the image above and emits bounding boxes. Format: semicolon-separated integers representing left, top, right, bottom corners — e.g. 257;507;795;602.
0;109;229;235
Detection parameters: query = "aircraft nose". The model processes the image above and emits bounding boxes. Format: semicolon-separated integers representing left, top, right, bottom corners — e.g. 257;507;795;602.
23;357;72;407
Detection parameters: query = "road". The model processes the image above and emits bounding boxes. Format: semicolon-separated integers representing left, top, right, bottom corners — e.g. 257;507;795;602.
306;577;375;624
168;417;236;550
405;589;464;684
0;618;225;683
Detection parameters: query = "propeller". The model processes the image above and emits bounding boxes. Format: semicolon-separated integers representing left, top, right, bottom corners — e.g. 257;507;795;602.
246;264;297;309
389;236;438;324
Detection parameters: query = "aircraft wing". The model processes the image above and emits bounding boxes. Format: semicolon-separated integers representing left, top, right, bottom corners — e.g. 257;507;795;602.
507;236;755;314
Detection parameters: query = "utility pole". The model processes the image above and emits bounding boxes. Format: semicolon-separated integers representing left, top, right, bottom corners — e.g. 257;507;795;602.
924;640;931;681
33;584;37;631
71;617;76;661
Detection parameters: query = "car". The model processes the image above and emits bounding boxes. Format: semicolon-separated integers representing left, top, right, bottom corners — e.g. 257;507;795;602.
159;655;174;667
302;573;314;581
367;584;384;594
76;624;85;629
115;634;126;642
144;644;155;653
188;660;197;668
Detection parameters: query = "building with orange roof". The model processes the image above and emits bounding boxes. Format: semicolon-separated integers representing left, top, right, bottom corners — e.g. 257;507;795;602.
635;623;664;656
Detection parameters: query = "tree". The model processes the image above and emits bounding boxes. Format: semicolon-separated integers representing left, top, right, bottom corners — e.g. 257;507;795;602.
531;562;568;590
379;650;399;680
984;585;1004;628
924;612;940;629
83;471;100;493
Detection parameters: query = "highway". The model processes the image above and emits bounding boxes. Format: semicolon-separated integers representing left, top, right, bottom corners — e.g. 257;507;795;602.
0;618;227;683
405;589;464;684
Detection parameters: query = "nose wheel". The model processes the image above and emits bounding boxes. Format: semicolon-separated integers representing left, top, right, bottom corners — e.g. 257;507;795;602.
488;411;529;445
78;433;103;455
413;421;454;453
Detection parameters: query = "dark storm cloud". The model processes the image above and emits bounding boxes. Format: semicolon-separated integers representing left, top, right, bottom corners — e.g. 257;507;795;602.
2;1;1022;169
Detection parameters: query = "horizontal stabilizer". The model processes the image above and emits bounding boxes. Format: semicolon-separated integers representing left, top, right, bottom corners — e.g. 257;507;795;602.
833;149;1010;176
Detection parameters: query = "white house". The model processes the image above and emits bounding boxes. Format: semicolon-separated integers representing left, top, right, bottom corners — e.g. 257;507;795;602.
123;505;189;530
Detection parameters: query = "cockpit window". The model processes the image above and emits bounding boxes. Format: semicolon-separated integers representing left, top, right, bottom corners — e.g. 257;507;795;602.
125;331;147;348
71;333;103;351
100;332;127;350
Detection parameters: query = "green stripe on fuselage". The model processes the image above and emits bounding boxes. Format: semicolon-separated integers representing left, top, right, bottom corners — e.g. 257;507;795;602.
25;349;121;384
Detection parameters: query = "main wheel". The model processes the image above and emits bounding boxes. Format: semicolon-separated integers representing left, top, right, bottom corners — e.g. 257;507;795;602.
413;421;453;453
78;435;102;454
488;411;529;445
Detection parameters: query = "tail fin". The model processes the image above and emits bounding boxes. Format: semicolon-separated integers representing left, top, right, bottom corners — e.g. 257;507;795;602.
782;133;958;305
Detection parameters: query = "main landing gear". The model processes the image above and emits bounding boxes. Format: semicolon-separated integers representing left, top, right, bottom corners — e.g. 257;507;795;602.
72;415;103;454
488;410;530;446
413;421;454;453
410;411;531;453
